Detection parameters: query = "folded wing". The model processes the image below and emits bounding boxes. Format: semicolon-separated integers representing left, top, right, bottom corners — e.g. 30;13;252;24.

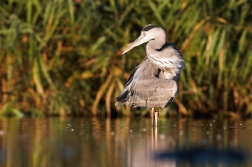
115;57;177;108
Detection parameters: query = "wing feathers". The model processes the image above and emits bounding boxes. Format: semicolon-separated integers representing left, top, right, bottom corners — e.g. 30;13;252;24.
115;50;179;108
128;78;177;108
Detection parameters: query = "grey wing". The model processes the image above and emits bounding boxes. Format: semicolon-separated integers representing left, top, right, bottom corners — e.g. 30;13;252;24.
115;57;157;106
115;57;177;108
128;77;177;108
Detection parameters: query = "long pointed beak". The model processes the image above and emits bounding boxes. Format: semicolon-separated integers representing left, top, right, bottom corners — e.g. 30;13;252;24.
122;33;154;55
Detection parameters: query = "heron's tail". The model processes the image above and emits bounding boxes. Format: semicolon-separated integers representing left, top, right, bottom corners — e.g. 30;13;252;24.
115;101;125;106
115;88;130;106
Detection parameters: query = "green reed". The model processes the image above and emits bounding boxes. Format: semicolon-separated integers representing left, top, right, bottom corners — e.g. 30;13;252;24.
0;0;251;117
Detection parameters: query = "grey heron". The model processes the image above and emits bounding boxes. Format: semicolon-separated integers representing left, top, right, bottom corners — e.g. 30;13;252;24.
115;24;184;126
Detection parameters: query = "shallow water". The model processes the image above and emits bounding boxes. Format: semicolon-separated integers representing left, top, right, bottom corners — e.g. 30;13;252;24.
0;117;251;167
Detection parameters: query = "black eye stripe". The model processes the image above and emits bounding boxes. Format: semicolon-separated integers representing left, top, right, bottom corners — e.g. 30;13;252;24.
142;25;159;32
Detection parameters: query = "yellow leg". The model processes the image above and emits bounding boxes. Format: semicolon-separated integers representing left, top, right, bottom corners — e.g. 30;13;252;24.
154;108;159;127
155;111;158;126
151;108;154;126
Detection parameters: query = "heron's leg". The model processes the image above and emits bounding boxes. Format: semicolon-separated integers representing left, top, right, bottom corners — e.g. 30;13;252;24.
151;108;154;126
154;108;159;127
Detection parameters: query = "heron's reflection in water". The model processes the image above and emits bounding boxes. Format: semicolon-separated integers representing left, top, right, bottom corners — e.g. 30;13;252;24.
127;119;177;167
151;126;177;167
151;126;158;152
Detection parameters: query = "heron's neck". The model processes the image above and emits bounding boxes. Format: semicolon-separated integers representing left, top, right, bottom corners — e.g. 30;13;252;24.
146;39;183;80
146;39;165;61
146;38;165;53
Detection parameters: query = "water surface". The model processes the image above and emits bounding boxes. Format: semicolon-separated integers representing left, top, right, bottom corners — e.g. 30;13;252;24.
0;118;251;167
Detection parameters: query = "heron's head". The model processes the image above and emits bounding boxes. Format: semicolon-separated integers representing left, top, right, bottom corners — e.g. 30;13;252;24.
122;24;165;55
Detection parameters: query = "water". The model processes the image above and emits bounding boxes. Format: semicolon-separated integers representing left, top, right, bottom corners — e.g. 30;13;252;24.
0;118;251;167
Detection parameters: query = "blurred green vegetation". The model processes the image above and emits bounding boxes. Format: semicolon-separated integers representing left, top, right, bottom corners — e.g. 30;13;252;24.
0;0;251;117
